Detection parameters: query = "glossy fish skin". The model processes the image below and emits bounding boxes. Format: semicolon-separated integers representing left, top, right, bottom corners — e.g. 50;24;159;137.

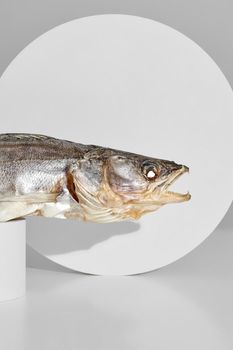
0;133;190;222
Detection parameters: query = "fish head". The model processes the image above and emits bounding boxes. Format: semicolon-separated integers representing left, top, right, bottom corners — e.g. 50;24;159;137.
71;148;190;222
103;152;191;219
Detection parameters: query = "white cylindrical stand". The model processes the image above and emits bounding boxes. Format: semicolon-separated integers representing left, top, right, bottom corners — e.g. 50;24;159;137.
0;219;26;302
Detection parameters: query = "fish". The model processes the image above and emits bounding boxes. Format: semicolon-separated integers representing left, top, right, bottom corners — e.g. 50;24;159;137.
0;133;191;222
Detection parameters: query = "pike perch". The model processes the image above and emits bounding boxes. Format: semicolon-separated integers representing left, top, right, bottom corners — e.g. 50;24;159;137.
0;134;191;222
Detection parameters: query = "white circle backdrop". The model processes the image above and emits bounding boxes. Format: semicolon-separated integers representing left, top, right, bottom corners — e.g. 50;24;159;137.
0;15;232;275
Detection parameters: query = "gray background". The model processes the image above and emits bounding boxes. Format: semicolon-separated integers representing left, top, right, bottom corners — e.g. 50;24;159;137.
0;1;232;349
0;0;232;270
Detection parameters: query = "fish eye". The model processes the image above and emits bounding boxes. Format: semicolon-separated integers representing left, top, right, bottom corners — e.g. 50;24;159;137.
145;168;158;181
146;169;157;180
142;162;159;181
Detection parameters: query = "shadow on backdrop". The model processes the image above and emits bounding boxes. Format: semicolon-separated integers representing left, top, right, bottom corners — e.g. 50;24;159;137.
26;203;232;272
26;217;140;255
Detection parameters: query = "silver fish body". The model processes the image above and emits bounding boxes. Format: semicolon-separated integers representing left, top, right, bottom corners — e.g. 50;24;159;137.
0;133;190;222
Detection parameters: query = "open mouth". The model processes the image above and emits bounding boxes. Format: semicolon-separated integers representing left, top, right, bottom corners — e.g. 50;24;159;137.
161;165;191;203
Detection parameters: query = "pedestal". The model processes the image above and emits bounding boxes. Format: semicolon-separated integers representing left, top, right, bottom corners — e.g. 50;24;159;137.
0;219;26;302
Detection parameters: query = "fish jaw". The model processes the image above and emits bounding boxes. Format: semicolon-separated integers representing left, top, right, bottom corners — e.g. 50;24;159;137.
157;190;191;204
155;165;191;204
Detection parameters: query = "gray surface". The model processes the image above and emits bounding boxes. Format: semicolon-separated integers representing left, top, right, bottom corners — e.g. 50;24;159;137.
0;219;232;349
0;1;232;348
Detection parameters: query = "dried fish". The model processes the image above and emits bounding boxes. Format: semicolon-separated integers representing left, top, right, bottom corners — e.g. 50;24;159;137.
0;134;190;222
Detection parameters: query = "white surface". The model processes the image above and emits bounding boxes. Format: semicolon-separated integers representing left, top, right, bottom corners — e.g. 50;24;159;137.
1;222;233;350
0;220;25;301
0;15;232;274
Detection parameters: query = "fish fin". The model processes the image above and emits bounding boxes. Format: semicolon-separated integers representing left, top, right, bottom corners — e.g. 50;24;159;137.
66;171;80;203
0;192;59;204
0;202;40;222
0;192;60;221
